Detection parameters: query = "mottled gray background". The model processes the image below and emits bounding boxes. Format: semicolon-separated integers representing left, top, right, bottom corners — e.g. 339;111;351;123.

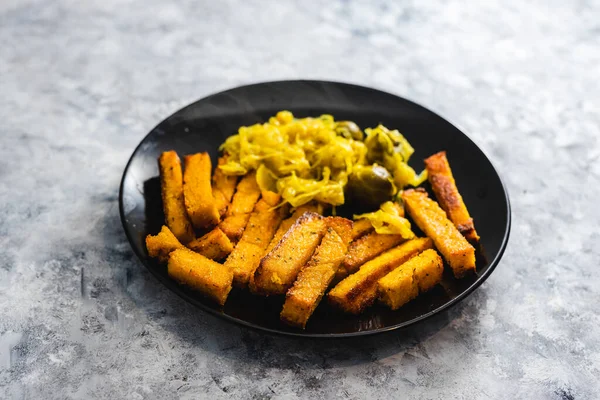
1;0;599;399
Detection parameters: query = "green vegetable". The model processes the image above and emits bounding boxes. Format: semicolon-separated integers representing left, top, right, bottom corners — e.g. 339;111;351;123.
345;164;396;209
220;111;366;207
219;111;424;207
364;125;427;188
335;121;364;141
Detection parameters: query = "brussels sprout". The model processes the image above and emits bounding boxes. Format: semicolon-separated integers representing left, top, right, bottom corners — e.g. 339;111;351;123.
335;121;364;141
345;165;396;209
364;125;414;164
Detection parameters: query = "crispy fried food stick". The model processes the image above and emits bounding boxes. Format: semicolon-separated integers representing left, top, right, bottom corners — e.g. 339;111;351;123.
187;227;234;260
335;232;406;282
212;156;239;217
252;212;327;295
225;195;286;287
424;151;479;242
264;202;322;255
145;225;185;262
218;171;261;241
281;217;353;328
402;189;476;278
377;249;443;310
183;152;220;229
158;151;195;244
167;248;233;306
259;190;281;207
328;238;433;314
350;219;374;240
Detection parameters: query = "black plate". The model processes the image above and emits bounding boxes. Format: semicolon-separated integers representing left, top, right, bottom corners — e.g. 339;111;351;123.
119;80;511;338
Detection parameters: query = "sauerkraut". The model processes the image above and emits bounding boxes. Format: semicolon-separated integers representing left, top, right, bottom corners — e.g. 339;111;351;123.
219;111;425;208
354;201;415;238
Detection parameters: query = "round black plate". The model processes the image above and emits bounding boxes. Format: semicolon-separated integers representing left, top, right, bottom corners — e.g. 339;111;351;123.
119;80;511;338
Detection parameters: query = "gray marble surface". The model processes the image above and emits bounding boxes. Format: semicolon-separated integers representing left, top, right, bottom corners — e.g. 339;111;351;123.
1;0;599;398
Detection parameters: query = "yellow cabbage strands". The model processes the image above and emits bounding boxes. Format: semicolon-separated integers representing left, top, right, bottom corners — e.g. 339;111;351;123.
220;111;366;207
219;111;425;208
354;201;415;238
364;125;428;188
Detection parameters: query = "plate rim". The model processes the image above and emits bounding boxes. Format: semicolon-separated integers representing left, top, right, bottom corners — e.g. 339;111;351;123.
118;79;512;338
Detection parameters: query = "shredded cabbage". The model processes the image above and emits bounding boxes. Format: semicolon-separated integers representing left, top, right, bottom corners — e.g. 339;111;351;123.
354;201;415;238
364;125;428;188
277;167;345;207
220;111;366;207
219;111;425;207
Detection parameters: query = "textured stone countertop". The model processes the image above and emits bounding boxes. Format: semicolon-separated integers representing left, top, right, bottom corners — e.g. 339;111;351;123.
1;0;599;399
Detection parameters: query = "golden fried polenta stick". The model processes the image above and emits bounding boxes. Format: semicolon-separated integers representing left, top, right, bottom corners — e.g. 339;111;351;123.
402;189;476;278
252;212;327;295
212;156;239;217
183;153;220;229
159;151;195;244
335;232;406;281
145;225;185;262
326;216;354;245
260;190;281;207
424;151;479;243
328;238;433;314
351;219;374;240
168;248;233;305
218;214;251;242
187;227;234;260
377;249;443;310
225;171;261;215
264;202;321;255
225;196;286;287
412;249;444;293
218;172;261;241
281;217;353;328
378;261;418;311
